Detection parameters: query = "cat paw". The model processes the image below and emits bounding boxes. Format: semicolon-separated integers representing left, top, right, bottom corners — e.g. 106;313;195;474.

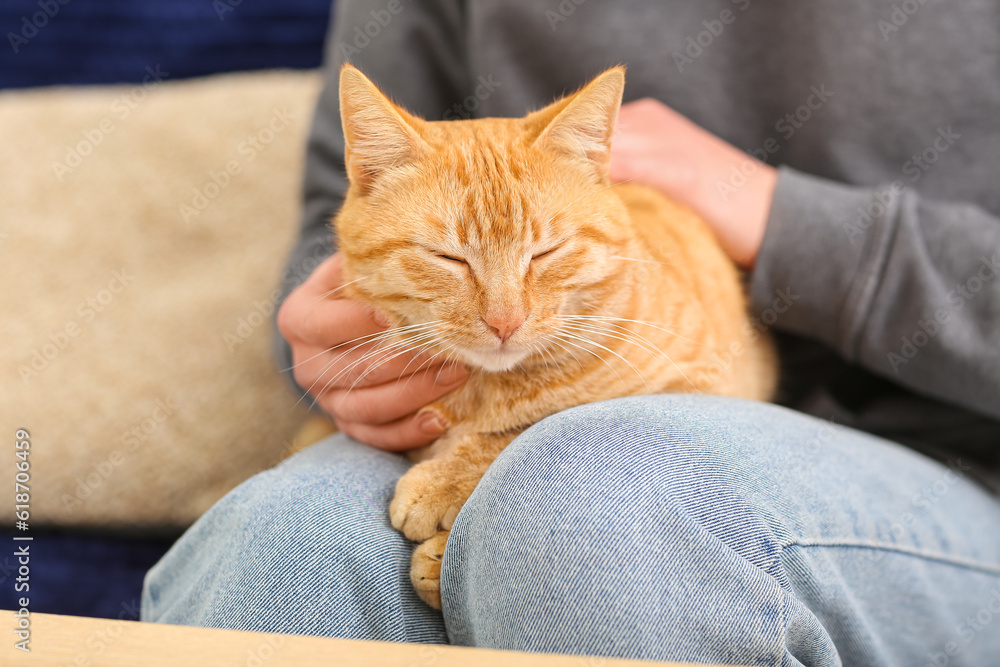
390;463;471;542
410;531;448;609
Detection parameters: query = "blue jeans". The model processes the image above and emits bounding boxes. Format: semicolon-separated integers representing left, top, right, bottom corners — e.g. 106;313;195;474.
142;396;1000;666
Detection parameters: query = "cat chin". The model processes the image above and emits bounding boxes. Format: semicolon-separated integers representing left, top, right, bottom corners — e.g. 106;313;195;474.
459;346;531;373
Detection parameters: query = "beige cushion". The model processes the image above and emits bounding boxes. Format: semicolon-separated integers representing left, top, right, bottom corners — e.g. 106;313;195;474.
0;70;321;530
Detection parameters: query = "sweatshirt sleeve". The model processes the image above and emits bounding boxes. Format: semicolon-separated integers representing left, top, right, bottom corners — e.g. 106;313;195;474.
273;0;469;394
751;165;1000;421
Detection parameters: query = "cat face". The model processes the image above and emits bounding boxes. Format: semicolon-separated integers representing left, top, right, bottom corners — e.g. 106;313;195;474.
336;66;632;372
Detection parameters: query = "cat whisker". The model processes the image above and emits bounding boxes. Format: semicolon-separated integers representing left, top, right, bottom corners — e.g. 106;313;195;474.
541;342;563;373
390;336;462;396
366;328;454;382
303;339;400;412
565;314;711;350
365;337;457;399
296;329;425;405
562;319;679;361
283;320;445;374
555;329;650;390
395;334;454;380
560;321;696;391
550;333;629;388
518;343;560;372
295;346;366;410
529;341;552;374
290;329;440;408
340;329;446;389
330;320;446;353
577;302;721;350
544;338;575;371
541;335;584;368
297;323;446;398
560;322;662;360
563;317;700;389
308;275;368;304
430;341;463;381
333;333;451;407
435;342;465;374
306;327;446;409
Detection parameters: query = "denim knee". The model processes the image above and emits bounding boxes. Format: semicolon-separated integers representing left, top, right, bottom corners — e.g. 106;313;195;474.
447;392;910;556
449;394;796;568
441;394;1000;665
144;436;447;642
440;395;827;662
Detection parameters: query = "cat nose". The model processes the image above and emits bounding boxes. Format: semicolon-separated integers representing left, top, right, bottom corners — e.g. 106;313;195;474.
483;312;525;343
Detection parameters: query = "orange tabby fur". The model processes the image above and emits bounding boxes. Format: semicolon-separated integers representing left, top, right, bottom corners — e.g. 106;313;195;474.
334;65;777;608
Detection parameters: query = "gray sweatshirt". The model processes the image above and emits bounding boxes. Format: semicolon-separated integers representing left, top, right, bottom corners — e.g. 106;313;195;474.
276;0;1000;491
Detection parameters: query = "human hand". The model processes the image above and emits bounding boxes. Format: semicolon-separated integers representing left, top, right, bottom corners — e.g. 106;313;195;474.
278;252;468;451
609;98;777;268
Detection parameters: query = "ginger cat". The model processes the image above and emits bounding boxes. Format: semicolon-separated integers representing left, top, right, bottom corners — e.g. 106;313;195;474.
333;65;776;608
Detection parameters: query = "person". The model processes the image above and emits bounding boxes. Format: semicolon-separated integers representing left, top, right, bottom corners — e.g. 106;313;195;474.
142;1;1000;664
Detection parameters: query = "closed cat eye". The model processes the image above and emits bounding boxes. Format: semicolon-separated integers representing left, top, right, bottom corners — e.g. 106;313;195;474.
531;246;559;260
436;253;467;264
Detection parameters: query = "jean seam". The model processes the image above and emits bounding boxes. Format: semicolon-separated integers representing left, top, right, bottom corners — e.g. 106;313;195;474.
775;572;787;667
783;540;1000;576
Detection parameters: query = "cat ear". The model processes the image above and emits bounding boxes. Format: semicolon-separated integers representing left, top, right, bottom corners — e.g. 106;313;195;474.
339;65;430;193
531;67;625;180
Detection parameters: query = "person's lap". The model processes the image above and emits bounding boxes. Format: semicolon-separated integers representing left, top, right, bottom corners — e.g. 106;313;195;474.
142;395;1000;666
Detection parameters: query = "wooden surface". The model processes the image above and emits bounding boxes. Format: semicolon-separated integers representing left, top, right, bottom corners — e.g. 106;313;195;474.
4;612;720;667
